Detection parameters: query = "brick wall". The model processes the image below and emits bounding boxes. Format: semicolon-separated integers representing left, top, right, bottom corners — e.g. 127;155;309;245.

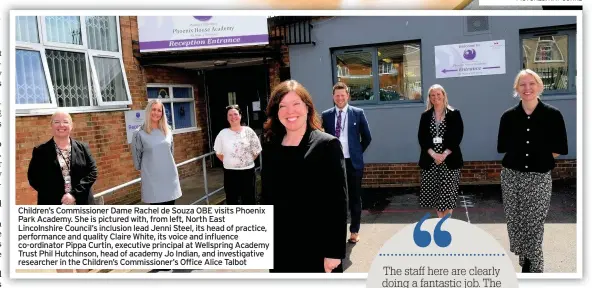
16;112;142;205
362;159;577;188
269;62;281;91
15;16;210;205
141;65;210;186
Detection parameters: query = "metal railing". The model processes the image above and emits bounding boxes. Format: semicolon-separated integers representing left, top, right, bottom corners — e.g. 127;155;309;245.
93;151;262;206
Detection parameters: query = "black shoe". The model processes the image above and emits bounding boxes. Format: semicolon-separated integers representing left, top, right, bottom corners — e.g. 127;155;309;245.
522;259;531;273
149;269;172;273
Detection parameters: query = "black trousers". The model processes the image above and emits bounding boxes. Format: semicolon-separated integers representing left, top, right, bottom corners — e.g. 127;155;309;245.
151;200;175;205
345;159;363;233
224;167;257;205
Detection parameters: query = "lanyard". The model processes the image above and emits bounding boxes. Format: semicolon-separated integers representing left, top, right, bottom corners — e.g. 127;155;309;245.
433;110;446;132
55;142;71;171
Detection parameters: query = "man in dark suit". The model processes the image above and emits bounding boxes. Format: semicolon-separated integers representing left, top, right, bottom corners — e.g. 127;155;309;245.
321;82;372;243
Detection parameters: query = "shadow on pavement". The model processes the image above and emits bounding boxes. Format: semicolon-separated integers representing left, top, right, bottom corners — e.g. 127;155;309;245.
361;178;576;224
342;242;356;271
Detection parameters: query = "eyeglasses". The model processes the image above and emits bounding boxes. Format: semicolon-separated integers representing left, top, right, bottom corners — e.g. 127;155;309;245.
226;105;239;110
52;120;71;125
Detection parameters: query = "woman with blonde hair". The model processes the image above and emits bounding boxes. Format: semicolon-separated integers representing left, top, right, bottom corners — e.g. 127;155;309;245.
28;110;97;273
132;99;182;205
28;110;98;206
497;69;568;273
417;84;464;218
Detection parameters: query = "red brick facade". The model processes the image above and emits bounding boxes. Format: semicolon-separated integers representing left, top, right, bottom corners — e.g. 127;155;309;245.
15;16;212;205
18;16;574;205
15;16;283;205
362;159;577;188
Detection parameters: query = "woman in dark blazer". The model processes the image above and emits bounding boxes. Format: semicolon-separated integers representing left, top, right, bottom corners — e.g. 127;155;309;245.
28;111;98;206
261;80;348;273
418;84;464;218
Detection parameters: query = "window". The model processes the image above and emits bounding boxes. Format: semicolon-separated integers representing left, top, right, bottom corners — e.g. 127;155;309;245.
15;16;131;111
146;84;198;133
332;41;422;104
521;26;576;95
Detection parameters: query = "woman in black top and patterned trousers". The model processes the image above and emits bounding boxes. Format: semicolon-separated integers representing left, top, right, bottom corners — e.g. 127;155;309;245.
497;69;568;273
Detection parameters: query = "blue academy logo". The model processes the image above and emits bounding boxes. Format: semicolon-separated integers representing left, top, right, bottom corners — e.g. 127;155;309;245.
463;48;476;60
136;112;140;118
413;212;452;248
193;16;212;21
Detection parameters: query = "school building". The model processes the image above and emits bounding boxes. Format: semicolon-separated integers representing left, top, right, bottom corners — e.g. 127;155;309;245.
14;15;296;204
14;15;577;205
288;15;577;187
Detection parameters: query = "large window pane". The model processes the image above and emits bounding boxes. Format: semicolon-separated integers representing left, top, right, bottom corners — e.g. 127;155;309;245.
45;16;82;45
173;87;193;99
377;43;422;101
86;16;119;52
146;86;197;131
336;51;374;101
522;35;569;91
163;102;173;127
16;49;51;104
46;49;90;107
92;56;127;102
173;102;195;129
16;16;40;43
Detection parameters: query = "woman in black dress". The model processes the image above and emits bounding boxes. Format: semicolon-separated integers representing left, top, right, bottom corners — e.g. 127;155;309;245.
497;69;568;273
417;84;464;218
261;80;348;273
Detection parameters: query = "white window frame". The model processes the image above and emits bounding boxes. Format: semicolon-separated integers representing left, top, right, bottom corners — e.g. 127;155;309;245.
41;16;88;50
43;46;94;108
534;36;565;64
146;84;199;135
88;51;132;106
15;16;132;114
379;62;395;75
15;17;57;109
15;45;57;109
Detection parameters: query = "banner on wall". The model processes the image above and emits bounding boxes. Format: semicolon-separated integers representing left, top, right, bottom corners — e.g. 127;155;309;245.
137;16;269;52
434;39;506;79
125;110;145;144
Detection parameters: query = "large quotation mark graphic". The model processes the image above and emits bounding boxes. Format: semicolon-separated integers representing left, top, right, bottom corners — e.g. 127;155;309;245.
413;212;452;248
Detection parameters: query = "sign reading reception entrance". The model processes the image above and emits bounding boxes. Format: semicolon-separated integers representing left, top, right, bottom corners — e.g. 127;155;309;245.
366;214;518;288
137;16;269;52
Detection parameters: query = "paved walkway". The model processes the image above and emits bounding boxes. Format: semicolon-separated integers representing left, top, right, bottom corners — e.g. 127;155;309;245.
146;179;577;274
18;179;576;274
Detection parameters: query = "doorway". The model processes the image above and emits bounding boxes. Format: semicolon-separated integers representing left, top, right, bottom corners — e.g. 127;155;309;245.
205;65;269;168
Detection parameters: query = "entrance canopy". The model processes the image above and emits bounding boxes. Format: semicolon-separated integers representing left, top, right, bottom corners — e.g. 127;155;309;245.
135;46;282;70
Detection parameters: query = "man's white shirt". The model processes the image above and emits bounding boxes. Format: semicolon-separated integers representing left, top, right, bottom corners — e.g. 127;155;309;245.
334;104;350;159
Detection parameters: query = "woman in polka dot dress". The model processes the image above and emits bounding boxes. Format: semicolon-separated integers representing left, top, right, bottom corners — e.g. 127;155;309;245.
417;84;464;218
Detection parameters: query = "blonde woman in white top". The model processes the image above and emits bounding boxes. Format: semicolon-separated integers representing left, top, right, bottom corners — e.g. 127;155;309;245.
214;105;262;205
